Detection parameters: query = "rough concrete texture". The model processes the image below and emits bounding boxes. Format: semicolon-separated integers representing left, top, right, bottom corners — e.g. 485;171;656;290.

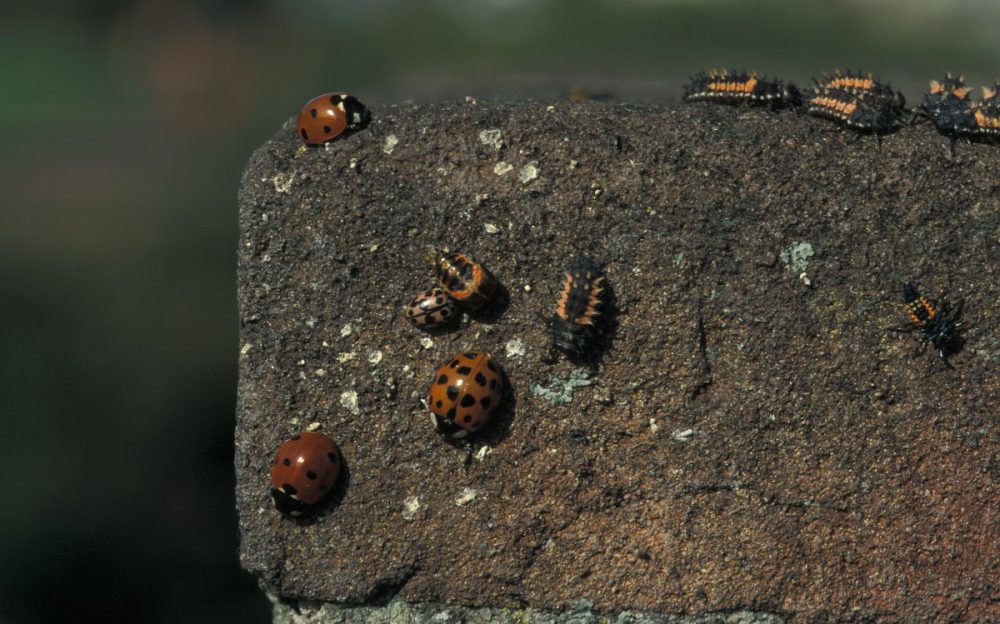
270;596;784;624
237;100;999;623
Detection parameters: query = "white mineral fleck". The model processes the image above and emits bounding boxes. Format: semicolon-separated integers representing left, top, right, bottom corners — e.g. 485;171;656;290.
455;487;478;506
672;428;694;442
402;496;420;520
383;134;399;155
479;129;503;151
519;161;539;184
340;390;359;414
505;339;526;359
272;172;295;193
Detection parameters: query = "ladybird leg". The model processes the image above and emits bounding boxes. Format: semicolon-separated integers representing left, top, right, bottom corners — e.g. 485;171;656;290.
948;136;959;156
949;297;965;322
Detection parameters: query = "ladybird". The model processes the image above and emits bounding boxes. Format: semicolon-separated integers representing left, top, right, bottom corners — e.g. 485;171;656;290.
406;287;458;330
915;75;978;152
428;352;504;439
803;87;904;139
549;257;606;359
270;431;342;516
892;282;964;368
434;252;497;310
683;69;800;109
973;83;1000;140
296;92;370;146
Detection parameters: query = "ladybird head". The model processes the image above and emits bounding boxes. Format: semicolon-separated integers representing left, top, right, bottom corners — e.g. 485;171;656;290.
429;411;469;439
338;94;371;130
271;486;307;517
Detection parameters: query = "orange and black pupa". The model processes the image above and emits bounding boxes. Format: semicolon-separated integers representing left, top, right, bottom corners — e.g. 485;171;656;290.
434;251;497;311
683;69;800;109
973;82;1000;140
915;74;978;152
549;257;606;359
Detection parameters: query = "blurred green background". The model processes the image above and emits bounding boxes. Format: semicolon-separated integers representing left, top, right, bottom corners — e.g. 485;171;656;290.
1;0;996;622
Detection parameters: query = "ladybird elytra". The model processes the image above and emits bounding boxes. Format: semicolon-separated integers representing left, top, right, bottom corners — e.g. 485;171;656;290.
296;92;370;146
269;431;342;516
427;352;504;438
406;287;458;330
434;252;497;310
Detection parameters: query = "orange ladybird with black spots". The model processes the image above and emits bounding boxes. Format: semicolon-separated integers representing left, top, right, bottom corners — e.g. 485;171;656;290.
406;287;458;330
428;352;504;438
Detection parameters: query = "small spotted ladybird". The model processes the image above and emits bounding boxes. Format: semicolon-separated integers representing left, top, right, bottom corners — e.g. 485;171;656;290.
270;431;342;516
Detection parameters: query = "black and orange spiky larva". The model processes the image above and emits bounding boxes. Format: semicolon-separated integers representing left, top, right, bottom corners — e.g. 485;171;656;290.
973;82;1000;140
915;74;979;152
803;86;905;139
812;69;905;107
549;257;606;359
895;282;964;366
683;69;800;109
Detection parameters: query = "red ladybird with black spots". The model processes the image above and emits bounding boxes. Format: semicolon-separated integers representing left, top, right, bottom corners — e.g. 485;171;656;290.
428;352;504;439
296;92;370;146
270;431;342;516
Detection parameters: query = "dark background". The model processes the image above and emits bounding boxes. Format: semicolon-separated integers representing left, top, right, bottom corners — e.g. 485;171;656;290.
1;1;996;622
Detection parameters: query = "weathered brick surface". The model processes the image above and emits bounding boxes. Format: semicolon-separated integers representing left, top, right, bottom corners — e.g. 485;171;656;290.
237;101;999;623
